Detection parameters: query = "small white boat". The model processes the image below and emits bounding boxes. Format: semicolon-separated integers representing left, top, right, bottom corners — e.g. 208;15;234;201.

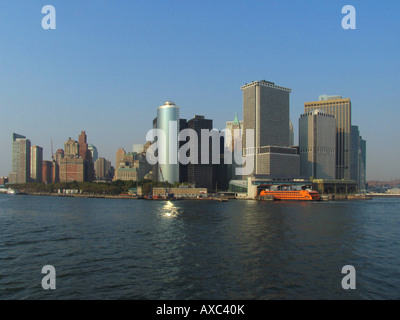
7;189;20;195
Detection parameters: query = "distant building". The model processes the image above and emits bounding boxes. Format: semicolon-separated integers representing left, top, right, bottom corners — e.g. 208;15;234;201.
289;120;295;146
9;133;31;184
79;131;95;182
304;95;352;180
132;144;144;154
64;137;79;157
88;144;98;162
115;148;126;169
42;161;53;184
359;137;366;193
59;157;84;182
52;161;59;183
55;149;64;165
30;145;43;182
0;177;8;186
95;158;106;180
225;112;243;181
299;110;336;179
187;115;214;191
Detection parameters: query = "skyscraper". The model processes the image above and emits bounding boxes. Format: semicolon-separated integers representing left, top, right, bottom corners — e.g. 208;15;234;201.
79;131;95;182
156;101;180;184
241;80;300;178
88;144;98;162
289;120;295;146
187;115;214;191
304;95;352;180
225;112;243;181
9;133;31;184
299;110;336;179
359;137;366;192
31;145;43;182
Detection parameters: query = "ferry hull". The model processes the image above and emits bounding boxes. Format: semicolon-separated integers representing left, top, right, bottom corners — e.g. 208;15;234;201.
259;190;320;201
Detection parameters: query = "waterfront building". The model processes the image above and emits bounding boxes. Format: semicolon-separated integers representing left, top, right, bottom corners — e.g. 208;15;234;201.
156;101;180;184
241;80;300;178
59;157;84;182
0;177;8;186
152;187;207;198
304;95;352;180
299;110;336;180
9;133;31;184
30;145;43;182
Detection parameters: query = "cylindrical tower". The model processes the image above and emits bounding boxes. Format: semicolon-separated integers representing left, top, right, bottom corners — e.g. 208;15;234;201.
157;101;180;184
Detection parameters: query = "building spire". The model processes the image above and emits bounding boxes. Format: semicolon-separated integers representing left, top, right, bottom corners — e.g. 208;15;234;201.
233;112;240;126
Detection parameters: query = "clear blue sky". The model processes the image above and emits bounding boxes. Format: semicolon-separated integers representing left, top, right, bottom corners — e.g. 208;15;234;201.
1;0;399;180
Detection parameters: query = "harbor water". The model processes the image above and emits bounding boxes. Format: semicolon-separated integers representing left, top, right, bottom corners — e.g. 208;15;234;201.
0;194;399;299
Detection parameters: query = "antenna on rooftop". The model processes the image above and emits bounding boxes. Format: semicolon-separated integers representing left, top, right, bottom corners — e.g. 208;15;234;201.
51;138;54;161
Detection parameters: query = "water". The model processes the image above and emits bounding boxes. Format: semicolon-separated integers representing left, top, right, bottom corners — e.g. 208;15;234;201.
0;194;399;300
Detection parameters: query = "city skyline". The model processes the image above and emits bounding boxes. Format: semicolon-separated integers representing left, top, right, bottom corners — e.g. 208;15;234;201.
1;1;399;181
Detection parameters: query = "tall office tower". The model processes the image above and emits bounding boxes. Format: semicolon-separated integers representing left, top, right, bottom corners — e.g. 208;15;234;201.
359;137;366;192
95;157;106;180
225;112;243;181
241;80;300;177
88;144;98;162
78;131;95;182
9;133;31;184
30;145;43;182
156;101;180;184
187;115;214;191
304;95;352;180
42;161;53;184
289;120;295;146
179;118;188;183
299;110;336;179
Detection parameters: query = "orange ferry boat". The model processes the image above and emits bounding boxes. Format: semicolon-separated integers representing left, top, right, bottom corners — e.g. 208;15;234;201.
259;184;320;201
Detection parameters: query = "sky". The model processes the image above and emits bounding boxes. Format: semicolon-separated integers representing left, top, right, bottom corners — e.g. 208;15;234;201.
0;0;399;181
